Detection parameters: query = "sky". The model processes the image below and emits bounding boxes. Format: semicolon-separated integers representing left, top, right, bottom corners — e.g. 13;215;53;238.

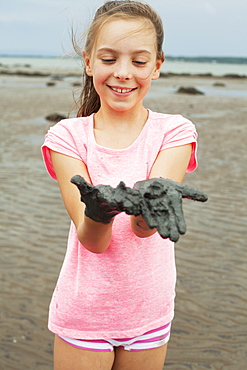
0;0;247;57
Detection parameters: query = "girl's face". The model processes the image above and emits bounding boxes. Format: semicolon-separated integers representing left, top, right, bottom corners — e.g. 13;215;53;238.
84;19;163;114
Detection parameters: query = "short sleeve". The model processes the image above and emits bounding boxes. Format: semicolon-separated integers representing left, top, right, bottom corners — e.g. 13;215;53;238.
41;119;86;180
160;115;198;173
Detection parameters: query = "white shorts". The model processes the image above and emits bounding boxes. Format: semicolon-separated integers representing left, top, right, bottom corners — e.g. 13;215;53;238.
59;322;171;352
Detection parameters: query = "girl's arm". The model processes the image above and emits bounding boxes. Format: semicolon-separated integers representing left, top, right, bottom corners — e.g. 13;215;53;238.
50;150;113;253
130;143;192;238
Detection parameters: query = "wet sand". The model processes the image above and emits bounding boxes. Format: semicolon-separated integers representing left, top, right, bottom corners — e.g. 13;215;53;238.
0;69;247;369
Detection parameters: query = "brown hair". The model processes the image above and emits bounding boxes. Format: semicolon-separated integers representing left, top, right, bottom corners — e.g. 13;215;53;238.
74;1;164;117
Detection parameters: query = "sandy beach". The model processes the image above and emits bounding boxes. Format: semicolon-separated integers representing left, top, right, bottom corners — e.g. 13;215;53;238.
0;65;247;369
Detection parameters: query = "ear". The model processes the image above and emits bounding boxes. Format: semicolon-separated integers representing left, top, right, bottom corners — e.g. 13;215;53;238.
83;50;93;77
151;56;164;81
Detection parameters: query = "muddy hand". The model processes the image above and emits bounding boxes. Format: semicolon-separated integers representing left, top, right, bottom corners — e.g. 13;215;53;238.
134;178;208;242
71;175;142;224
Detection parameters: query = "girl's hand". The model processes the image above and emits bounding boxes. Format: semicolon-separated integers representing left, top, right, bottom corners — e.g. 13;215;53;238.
71;175;142;224
134;178;208;242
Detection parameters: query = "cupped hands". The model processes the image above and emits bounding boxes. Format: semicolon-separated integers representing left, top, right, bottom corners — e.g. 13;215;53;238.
71;175;208;242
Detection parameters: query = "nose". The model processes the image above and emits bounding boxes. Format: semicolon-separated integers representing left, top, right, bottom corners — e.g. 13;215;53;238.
113;60;132;80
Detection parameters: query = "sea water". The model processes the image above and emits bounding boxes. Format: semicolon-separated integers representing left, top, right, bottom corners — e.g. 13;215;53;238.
1;56;247;77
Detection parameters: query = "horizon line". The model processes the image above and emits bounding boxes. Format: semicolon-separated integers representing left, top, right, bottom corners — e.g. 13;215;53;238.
1;54;247;60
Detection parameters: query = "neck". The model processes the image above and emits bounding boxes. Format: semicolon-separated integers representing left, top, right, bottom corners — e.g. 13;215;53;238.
95;105;148;131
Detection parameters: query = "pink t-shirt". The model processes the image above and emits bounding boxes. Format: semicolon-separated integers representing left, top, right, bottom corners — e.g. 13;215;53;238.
42;110;198;339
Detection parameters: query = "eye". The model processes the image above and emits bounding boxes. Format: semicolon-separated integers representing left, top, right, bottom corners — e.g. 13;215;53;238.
101;59;116;63
133;61;147;66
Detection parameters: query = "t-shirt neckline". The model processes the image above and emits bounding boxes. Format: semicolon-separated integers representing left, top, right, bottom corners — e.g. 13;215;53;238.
89;109;152;154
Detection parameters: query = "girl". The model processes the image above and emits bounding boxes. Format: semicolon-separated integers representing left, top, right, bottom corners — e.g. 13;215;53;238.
42;1;206;369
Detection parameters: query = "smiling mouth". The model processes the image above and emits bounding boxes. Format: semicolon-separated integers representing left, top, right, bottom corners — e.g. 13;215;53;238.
109;86;137;93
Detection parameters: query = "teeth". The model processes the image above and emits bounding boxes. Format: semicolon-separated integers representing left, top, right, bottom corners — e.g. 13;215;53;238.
111;87;133;93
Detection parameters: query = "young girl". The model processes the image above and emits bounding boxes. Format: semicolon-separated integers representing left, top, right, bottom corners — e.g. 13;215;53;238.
42;1;206;369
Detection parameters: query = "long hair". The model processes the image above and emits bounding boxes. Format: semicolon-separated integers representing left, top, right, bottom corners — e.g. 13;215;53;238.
73;1;164;117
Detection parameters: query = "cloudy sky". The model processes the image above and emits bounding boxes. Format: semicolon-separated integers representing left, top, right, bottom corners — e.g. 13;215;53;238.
1;0;246;57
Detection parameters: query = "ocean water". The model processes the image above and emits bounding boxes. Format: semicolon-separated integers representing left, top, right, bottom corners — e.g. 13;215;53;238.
0;56;247;77
163;60;247;76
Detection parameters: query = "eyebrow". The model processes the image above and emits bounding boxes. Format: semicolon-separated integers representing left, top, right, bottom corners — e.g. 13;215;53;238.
96;47;152;55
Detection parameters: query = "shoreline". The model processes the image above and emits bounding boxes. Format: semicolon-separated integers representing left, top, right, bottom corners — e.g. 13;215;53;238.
1;56;247;79
1;67;247;79
1;54;247;63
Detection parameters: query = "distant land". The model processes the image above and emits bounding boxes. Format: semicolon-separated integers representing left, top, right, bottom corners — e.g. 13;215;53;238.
165;56;247;65
0;54;247;65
